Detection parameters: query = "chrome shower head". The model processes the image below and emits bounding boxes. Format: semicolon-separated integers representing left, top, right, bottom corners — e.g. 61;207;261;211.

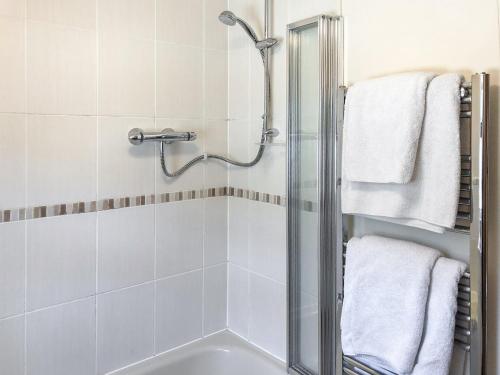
218;10;237;26
218;10;259;45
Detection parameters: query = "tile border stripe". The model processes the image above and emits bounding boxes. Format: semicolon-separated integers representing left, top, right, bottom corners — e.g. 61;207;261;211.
0;186;286;223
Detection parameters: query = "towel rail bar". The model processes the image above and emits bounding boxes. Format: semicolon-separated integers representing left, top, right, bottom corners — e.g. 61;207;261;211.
338;74;489;375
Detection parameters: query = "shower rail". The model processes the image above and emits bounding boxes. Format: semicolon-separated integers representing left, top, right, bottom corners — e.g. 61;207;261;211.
336;73;490;375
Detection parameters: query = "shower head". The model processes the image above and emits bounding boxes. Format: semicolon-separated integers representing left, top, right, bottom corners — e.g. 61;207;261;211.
218;11;237;26
218;10;259;45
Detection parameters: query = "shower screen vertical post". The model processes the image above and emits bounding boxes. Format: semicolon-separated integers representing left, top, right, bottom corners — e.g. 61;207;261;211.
287;15;343;375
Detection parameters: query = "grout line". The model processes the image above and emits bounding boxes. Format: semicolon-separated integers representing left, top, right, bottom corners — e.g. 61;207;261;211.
155;267;208;284
245;262;251;339
0;313;26;323
204;261;230;271
228;261;286;288
153;0;158;355
201;0;207;340
95;0;100;373
25;295;97;316
226;327;286;363
0;112;229;122
106;329;229;375
23;0;28;372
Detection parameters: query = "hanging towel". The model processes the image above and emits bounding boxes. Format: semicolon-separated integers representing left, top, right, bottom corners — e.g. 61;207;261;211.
412;257;467;375
341;235;441;374
342;72;435;184
342;73;462;233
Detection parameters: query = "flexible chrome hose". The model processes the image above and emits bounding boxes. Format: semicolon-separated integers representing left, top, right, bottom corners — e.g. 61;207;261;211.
160;132;266;178
159;43;271;178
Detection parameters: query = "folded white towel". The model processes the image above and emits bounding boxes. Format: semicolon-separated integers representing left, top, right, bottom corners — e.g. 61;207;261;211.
342;72;435;184
412;257;467;375
341;235;441;374
342;73;462;233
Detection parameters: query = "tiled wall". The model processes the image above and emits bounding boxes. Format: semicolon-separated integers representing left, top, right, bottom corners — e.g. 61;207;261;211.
0;0;229;374
225;0;336;361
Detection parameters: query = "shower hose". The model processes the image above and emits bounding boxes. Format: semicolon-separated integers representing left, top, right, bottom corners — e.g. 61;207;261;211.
159;50;271;178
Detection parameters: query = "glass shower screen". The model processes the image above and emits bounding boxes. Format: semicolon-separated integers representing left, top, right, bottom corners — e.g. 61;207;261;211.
287;15;342;375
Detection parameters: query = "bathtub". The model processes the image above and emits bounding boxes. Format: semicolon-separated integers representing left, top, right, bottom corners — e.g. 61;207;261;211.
110;331;287;375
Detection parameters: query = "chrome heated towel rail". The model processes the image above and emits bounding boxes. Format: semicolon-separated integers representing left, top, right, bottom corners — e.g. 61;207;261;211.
336;73;490;375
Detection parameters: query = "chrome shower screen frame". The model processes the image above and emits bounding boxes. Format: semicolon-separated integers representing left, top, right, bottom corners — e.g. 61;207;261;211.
287;15;343;375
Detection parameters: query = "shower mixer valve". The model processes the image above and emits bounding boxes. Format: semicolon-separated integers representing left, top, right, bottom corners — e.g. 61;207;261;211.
128;128;197;145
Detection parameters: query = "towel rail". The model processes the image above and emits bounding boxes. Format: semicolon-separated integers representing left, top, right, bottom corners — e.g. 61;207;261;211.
337;74;489;375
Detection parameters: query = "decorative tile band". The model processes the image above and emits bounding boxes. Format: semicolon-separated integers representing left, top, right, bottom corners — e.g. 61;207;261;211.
226;187;286;207
0;186;287;224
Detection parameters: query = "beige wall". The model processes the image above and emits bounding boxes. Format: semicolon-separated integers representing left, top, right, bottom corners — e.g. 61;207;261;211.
341;0;500;372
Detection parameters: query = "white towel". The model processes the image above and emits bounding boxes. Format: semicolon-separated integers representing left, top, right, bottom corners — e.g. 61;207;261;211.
341;235;441;374
342;73;462;233
412;257;467;375
343;72;435;184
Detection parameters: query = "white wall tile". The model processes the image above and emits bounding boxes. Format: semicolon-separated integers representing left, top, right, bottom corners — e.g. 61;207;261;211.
204;120;228;156
27;21;97;115
98;36;155;116
97;283;154;374
27;297;96;375
204;0;228;51
226;0;289;362
248;145;286;196
27;213;96;311
228;197;248;267
204;197;228;267
204;120;228;188
98;117;155;199
98;0;154;39
27;115;97;206
27;0;96;30
248;201;286;284
156;43;203;119
0;316;24;375
0;17;25;113
249;50;264;122
0;114;25;210
0;222;25;319
155;118;205;192
155;270;203;352
270;43;287;124
227;120;249;188
205;49;228;120
248;273;286;360
27;115;97;207
98;206;155;293
204;264;227;335
227;264;248;338
228;47;250;120
156;200;203;278
157;0;203;47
